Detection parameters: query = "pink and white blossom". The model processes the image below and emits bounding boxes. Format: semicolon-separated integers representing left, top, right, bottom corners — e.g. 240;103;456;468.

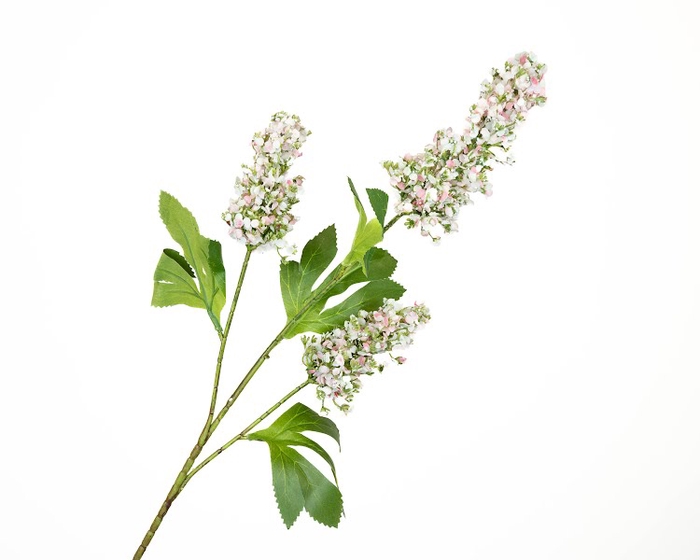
383;51;547;240
223;111;310;249
302;300;430;413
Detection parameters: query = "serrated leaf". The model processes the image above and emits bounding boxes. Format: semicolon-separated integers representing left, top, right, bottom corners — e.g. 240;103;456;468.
268;443;304;528
280;226;337;320
163;248;195;277
300;225;338;294
284;248;401;338
249;403;343;529
363;248;397;281
366;188;389;227
280;260;304;319
278;182;400;338
269;444;343;528
342;178;383;272
313;279;405;331
292;447;343;526
153;191;226;332
152;250;205;309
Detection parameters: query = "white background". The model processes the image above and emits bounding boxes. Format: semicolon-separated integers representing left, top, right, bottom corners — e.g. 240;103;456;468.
2;1;700;559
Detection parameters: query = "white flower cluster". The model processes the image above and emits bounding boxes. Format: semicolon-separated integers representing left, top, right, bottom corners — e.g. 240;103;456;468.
383;51;547;240
223;111;310;248
302;300;430;413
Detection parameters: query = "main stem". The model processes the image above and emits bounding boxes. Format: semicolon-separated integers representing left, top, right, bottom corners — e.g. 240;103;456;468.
133;211;406;559
133;247;252;560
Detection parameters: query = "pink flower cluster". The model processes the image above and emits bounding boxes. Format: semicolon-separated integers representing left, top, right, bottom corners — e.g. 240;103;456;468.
383;51;547;240
223;112;310;248
302;300;430;413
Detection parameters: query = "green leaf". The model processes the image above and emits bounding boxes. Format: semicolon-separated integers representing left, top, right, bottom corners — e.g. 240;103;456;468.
299;225;338;295
284;248;401;338
280;226;337;320
346;219;383;269
152;250;205;309
366;188;389;228
268;444;343;528
342;178;383;272
162;248;195;277
249;402;340;467
313;278;405;332
208;239;226;316
280;260;304;320
363;248;397;281
277;182;401;338
249;403;343;528
152;191;226;332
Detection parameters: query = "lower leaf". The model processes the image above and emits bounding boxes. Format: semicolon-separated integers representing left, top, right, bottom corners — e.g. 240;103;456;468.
269;443;343;529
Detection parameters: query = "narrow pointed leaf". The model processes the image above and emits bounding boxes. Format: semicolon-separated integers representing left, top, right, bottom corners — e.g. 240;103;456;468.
347;177;367;226
342;178;384;271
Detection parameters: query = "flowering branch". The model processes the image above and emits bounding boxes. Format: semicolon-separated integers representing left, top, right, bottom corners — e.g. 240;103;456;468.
133;51;547;558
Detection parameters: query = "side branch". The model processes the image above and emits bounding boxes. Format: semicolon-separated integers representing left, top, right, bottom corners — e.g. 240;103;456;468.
205;246;253;440
183;379;312;489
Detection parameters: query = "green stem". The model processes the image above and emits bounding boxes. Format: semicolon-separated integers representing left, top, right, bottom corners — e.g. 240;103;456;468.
132;428;207;560
133;247;253;560
383;213;403;233
205;246;253;440
182;379;311;490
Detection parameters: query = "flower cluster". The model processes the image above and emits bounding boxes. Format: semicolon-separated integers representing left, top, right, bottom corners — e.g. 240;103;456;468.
302;300;431;413
383;51;547;240
223;111;310;249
